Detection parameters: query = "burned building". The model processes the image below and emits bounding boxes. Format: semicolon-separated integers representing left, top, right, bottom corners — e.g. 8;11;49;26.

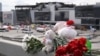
75;4;100;29
15;2;75;24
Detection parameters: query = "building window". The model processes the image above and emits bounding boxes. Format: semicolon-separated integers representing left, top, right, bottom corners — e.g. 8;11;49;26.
81;19;100;29
34;12;51;21
16;9;31;24
94;7;100;18
55;11;69;21
81;19;96;24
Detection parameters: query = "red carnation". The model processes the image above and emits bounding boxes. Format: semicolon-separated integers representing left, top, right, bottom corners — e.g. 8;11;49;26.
78;37;87;46
55;37;88;56
73;49;83;56
68;39;78;51
56;46;67;56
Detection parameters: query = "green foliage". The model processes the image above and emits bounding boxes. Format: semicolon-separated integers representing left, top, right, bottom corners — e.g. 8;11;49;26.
53;36;67;51
26;37;44;54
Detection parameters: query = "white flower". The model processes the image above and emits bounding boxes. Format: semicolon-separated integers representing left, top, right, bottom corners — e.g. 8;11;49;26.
22;34;37;51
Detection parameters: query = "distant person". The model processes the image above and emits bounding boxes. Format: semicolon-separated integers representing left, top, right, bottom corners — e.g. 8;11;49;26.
20;24;24;29
90;26;96;35
16;25;20;33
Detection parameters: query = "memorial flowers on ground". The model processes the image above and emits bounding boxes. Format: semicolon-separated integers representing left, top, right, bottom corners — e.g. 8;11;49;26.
25;37;44;54
55;37;88;56
23;36;90;56
22;19;91;56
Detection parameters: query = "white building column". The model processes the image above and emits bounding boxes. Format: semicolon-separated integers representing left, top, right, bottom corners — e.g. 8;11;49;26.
30;10;35;23
69;9;81;24
50;4;55;22
12;10;17;25
69;9;75;21
11;11;13;25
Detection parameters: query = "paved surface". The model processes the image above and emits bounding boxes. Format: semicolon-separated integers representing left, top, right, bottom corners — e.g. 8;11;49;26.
0;30;43;38
0;30;100;56
0;30;44;42
0;38;54;56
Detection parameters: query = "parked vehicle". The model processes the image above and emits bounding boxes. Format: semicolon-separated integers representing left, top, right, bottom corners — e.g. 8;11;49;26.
36;27;46;32
0;28;9;32
2;25;17;30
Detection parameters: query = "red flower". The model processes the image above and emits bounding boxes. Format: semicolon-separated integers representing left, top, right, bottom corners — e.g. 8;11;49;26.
56;46;67;56
68;39;78;52
55;37;88;56
78;37;87;46
73;49;83;56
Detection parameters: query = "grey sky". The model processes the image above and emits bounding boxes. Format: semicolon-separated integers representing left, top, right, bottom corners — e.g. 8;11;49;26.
0;0;100;11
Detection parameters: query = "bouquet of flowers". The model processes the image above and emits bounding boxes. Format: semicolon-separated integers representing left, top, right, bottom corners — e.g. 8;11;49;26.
25;37;44;54
55;37;89;56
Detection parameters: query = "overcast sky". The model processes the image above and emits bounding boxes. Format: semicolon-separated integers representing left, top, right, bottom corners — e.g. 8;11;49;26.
0;0;100;11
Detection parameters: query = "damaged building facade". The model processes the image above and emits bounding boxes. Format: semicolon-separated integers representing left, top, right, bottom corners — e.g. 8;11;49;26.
2;2;100;29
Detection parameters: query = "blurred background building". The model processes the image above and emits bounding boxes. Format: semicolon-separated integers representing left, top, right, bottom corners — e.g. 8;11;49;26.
1;2;100;29
75;3;100;29
15;2;75;25
0;3;2;23
2;11;13;25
